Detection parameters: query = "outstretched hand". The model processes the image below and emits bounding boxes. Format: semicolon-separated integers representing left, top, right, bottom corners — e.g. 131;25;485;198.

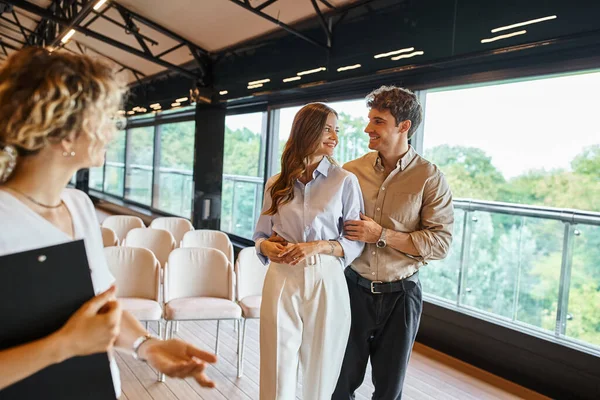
140;338;217;388
344;212;383;243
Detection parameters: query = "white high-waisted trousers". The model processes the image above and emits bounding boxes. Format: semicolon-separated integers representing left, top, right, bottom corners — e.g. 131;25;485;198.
259;254;351;400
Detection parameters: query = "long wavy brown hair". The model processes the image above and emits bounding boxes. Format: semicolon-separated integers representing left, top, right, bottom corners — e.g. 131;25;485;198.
264;103;338;215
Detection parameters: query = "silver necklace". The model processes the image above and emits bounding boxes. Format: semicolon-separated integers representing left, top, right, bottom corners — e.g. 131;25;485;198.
6;187;63;209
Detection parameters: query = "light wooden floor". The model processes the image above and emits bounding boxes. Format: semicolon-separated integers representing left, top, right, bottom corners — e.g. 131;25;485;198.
116;319;548;400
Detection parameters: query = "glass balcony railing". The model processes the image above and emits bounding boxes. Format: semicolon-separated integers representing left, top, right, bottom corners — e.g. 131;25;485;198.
156;167;194;218
103;162;193;218
421;199;600;353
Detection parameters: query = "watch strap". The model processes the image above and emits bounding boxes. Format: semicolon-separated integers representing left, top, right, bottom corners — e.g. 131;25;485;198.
132;333;155;361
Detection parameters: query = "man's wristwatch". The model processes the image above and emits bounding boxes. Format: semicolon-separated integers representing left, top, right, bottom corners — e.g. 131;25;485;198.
132;333;157;361
376;228;387;248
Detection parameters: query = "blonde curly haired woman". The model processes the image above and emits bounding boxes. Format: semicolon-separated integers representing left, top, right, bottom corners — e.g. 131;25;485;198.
0;48;216;397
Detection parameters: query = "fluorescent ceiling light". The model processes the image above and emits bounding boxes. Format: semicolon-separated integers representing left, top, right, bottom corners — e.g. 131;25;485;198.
481;30;527;43
374;47;415;59
337;64;361;72
117;110;125;115
127;111;135;115
171;102;180;107
150;103;161;108
491;15;556;33
391;50;424;61
283;76;301;82
93;0;108;11
60;29;76;44
175;97;188;102
297;67;326;76
219;90;228;95
248;78;270;86
247;83;264;89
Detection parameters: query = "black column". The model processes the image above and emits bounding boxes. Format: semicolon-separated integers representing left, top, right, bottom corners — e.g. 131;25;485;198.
192;103;226;229
75;169;89;193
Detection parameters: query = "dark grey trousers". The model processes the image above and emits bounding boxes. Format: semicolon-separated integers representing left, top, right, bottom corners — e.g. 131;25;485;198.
332;268;423;400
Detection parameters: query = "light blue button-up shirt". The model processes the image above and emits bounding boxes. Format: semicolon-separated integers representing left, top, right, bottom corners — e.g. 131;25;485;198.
253;156;365;267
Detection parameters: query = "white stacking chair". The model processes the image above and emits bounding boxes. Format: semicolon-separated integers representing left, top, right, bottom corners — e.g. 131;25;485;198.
104;246;162;326
179;230;236;334
163;248;242;375
101;215;145;244
101;226;119;247
124;228;176;269
235;247;268;377
181;230;234;265
150;217;194;248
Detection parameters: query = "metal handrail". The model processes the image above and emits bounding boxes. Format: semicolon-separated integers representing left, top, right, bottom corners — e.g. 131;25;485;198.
454;198;600;226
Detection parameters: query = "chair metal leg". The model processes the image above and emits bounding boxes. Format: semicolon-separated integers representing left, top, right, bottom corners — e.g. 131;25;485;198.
145;321;149;331
173;321;179;333
234;319;238;333
169;320;175;339
215;320;220;355
157;320;165;382
237;319;246;378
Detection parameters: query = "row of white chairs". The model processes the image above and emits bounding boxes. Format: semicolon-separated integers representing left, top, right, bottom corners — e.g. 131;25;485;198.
100;216;266;379
105;246;266;380
101;215;234;263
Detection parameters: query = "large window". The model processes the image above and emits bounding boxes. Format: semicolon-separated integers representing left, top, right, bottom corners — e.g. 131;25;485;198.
221;112;266;239
90;112;196;219
125;126;154;205
420;71;600;349
89;167;104;191
104;129;125;196
157;121;195;218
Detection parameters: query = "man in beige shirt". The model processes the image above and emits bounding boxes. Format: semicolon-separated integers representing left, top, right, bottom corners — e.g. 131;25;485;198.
333;86;454;400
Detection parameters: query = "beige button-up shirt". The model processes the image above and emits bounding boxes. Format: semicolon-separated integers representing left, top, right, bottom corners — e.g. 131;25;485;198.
343;146;454;282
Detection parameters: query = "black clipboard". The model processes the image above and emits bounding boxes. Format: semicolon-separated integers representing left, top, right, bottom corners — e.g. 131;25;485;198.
0;240;116;400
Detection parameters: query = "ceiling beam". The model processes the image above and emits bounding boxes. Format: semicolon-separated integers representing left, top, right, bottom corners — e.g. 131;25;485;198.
10;8;30;44
48;0;97;48
3;0;201;80
255;0;279;12
72;39;147;78
318;0;336;9
111;2;209;57
310;0;332;47
0;36;20;51
116;6;153;56
74;1;158;46
226;0;329;50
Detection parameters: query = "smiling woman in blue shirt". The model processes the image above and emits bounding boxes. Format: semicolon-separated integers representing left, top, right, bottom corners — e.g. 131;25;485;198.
253;102;365;400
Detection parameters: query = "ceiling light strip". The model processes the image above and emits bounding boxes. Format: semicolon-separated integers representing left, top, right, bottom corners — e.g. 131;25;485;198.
93;0;108;11
481;30;527;43
337;64;361;72
491;15;556;33
390;50;424;61
248;78;270;86
61;29;76;44
297;67;326;76
374;47;415;59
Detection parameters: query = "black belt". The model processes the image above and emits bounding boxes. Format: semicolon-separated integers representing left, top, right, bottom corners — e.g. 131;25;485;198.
344;267;417;294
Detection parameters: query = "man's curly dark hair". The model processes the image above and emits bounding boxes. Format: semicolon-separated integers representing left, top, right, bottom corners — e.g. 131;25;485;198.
366;85;423;138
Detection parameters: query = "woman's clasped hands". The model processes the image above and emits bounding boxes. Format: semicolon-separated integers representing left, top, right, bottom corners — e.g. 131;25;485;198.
260;234;322;266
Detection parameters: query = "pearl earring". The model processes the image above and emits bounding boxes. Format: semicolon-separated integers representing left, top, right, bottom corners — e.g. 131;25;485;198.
62;151;76;157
